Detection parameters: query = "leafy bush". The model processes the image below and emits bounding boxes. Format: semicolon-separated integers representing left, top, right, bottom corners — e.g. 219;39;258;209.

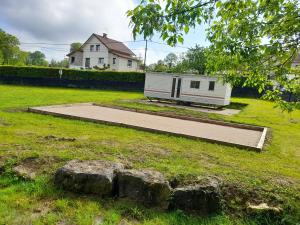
0;65;145;83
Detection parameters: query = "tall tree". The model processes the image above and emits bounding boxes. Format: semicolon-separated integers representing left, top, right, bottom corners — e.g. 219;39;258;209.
185;45;207;74
27;51;48;66
70;42;82;52
164;52;178;68
0;28;20;64
127;0;300;110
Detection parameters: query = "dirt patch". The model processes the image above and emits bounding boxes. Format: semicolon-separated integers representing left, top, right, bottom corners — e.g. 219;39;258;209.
93;215;104;225
220;183;285;217
31;200;53;220
44;135;76;142
13;156;64;179
0;118;11;126
3;107;27;113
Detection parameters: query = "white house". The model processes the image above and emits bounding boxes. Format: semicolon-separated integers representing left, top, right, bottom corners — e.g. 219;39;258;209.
144;72;232;106
67;33;139;71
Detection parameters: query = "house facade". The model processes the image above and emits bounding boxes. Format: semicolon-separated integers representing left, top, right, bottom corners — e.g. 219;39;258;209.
67;33;139;71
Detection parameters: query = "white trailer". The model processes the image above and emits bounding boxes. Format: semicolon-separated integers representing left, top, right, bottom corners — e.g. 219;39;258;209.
144;72;232;106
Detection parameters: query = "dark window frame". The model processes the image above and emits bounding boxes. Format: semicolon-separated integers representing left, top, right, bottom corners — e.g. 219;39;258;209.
90;45;94;52
127;60;132;67
71;57;75;64
208;81;215;91
190;80;200;89
96;44;100;51
113;58;116;64
98;57;104;64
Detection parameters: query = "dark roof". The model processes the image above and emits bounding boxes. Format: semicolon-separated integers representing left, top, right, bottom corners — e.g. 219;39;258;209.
112;51;138;60
94;34;136;56
66;49;83;57
67;33;136;58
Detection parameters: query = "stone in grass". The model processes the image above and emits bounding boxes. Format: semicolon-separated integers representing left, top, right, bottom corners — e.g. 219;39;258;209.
54;160;124;196
170;178;221;214
117;169;171;208
247;202;282;214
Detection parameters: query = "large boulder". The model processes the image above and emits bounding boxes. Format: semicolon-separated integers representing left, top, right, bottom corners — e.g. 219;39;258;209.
54;160;124;196
170;178;221;214
117;169;171;208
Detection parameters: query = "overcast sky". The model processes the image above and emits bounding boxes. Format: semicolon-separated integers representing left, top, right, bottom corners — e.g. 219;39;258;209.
0;0;209;64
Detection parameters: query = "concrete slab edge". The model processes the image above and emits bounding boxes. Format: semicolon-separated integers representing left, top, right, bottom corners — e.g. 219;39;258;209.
257;128;268;150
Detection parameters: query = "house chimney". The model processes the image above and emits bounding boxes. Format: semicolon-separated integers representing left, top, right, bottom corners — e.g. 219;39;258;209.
103;33;107;38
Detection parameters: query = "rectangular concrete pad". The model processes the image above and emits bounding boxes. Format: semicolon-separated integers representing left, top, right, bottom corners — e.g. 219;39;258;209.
29;103;266;150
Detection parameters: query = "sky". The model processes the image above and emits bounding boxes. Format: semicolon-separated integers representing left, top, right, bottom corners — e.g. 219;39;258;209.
0;0;209;65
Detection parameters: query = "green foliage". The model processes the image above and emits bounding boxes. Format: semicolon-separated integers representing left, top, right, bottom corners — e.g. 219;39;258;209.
27;51;48;66
49;59;69;68
0;29;50;67
185;45;207;74
70;42;82;52
164;52;178;68
0;65;145;83
147;46;209;74
0;28;21;65
128;0;300;110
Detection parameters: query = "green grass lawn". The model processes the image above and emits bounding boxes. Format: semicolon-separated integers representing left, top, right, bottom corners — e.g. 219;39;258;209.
0;84;299;225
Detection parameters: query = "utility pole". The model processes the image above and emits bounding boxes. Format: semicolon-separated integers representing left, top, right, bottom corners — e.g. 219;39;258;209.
143;39;148;71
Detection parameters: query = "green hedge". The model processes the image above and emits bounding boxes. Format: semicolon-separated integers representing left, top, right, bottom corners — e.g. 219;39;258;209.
0;66;145;83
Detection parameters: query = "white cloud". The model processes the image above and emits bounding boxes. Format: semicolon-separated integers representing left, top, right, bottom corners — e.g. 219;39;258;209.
0;0;136;60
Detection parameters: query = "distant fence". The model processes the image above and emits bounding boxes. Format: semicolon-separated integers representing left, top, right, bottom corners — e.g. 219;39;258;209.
0;66;274;98
0;66;145;90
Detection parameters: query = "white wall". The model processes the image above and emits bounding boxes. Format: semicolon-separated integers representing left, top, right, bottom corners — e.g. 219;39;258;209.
144;73;232;106
69;51;83;67
108;53;138;71
82;36;109;68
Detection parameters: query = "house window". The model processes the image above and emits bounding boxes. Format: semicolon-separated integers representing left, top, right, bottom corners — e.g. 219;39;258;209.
113;58;116;64
90;45;94;52
98;58;104;64
96;44;100;51
127;60;132;67
71;57;75;64
190;80;200;89
209;81;215;91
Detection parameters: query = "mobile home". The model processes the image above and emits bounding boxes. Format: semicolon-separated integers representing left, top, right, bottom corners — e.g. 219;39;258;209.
144;72;232;106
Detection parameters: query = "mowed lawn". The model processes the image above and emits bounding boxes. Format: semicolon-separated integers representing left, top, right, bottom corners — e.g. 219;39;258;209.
0;84;299;225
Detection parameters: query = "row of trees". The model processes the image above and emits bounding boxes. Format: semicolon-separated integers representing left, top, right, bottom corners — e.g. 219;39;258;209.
148;45;207;74
0;29;68;67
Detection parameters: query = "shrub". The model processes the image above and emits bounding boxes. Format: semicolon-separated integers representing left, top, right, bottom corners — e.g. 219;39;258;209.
0;65;145;83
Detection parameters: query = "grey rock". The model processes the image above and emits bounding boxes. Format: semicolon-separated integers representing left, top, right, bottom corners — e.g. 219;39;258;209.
117;169;171;208
170;178;221;214
54;160;124;196
247;203;282;214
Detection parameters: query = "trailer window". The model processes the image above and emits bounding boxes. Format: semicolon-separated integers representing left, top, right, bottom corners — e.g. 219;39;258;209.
209;81;215;91
190;81;200;89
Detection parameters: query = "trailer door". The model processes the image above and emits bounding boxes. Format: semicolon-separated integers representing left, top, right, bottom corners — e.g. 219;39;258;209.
170;77;182;99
